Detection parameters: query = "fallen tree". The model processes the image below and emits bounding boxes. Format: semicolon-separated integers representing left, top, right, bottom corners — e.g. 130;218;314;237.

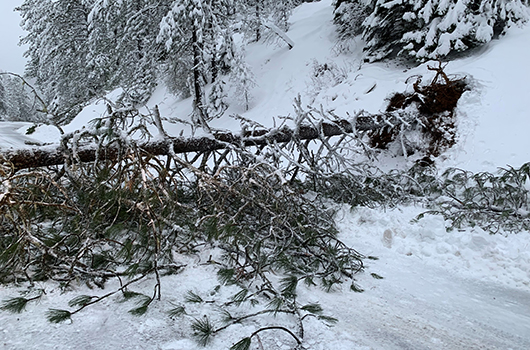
0;63;467;170
1;118;363;170
0;67;480;347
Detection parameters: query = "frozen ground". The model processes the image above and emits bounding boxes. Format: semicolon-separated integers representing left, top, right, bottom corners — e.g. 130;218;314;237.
1;0;530;349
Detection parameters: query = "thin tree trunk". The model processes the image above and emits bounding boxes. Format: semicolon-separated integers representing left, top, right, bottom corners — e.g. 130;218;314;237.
191;27;209;128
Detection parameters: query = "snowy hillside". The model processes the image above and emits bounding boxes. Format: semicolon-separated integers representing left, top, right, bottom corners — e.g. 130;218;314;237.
1;1;530;349
5;1;530;173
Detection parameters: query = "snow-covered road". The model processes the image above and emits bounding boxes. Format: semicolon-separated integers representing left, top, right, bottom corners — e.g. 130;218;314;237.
321;255;530;350
1;206;529;350
1;253;528;350
303;206;530;350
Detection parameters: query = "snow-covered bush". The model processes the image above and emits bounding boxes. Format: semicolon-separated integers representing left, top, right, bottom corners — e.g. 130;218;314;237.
307;60;348;101
333;0;371;40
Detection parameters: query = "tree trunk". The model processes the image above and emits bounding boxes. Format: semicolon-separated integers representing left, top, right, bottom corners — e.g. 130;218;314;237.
1;116;386;170
191;27;209;128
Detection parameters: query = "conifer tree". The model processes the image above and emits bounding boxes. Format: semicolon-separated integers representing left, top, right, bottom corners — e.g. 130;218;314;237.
208;79;229;117
18;0;94;120
237;0;297;42
0;74;41;122
238;0;268;42
0;78;6;117
229;48;256;111
333;0;370;41
158;0;234;127
333;0;530;61
271;0;297;31
87;0;172;104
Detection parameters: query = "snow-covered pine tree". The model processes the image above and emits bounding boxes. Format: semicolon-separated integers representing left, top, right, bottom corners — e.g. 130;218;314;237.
229;47;257;111
0;74;41;122
238;0;269;42
0;77;6;117
19;0;172;121
360;0;530;61
271;0;297;31
158;0;234;127
207;79;229;117
236;0;296;42
333;0;371;41
87;0;172;105
18;0;94;121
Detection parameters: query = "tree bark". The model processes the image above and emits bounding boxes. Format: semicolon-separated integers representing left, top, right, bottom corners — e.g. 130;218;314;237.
1;116;386;170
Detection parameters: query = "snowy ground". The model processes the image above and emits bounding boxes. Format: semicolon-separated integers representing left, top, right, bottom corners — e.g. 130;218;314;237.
1;206;529;350
1;1;530;349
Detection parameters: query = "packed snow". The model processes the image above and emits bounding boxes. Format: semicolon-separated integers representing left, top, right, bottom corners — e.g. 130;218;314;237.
1;1;530;349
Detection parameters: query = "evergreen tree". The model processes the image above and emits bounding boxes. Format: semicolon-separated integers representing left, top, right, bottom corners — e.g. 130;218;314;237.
237;0;297;42
0;77;6;117
0;74;43;122
229;48;256;111
271;0;297;31
87;0;172;104
333;0;530;61
16;0;295;124
238;0;268;42
158;0;234;127
18;0;172;120
18;0;94;121
333;0;370;41
207;79;229;117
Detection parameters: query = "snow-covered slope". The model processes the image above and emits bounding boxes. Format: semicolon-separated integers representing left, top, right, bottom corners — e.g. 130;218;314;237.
441;26;530;172
6;1;530;174
1;1;530;349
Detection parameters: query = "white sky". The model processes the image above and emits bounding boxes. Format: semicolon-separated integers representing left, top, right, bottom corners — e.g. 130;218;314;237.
0;0;27;74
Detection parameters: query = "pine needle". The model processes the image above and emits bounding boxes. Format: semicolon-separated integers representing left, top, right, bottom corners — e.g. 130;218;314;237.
184;291;204;304
1;297;31;314
371;273;384;279
301;303;323;315
280;276;298;298
68;295;94;308
230;337;252;350
350;282;364;293
230;288;248;305
217;268;235;285
46;309;72;323
318;315;339;325
167;305;186;318
191;317;214;346
128;295;152;316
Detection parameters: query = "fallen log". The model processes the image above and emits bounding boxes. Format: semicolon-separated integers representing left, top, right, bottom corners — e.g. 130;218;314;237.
0;115;391;170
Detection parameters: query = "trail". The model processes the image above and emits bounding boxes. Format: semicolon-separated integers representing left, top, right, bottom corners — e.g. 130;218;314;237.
316;255;530;350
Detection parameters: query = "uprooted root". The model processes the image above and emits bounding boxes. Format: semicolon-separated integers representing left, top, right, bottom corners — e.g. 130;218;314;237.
368;61;468;156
